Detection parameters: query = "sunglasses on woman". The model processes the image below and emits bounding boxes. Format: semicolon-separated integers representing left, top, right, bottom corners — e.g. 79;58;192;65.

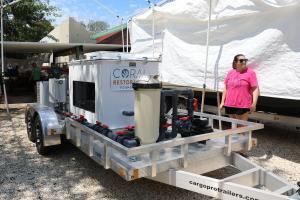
237;59;248;63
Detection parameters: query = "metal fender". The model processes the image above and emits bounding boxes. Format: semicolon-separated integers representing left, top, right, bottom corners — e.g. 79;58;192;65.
25;103;62;146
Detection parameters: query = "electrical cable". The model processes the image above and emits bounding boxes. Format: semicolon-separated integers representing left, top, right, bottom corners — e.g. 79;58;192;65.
92;0;121;20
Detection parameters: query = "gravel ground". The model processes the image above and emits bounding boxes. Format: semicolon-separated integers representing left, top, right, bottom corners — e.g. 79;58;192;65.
0;106;299;200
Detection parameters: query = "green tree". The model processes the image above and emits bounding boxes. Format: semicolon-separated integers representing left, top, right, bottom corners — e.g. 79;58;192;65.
84;20;109;34
3;0;59;41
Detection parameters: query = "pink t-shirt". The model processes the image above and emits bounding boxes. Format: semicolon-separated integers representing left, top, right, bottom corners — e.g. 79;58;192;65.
224;68;258;108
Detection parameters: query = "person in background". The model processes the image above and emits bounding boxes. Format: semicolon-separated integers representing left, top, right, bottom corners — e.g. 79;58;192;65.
220;54;259;156
50;63;61;79
31;62;41;82
220;54;259;120
61;63;68;76
15;65;19;77
31;63;41;99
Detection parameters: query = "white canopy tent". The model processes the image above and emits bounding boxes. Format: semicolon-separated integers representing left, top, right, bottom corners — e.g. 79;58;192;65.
129;0;300;100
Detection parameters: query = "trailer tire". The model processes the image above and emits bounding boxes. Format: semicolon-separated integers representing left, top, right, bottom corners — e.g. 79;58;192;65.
34;117;48;155
26;114;36;142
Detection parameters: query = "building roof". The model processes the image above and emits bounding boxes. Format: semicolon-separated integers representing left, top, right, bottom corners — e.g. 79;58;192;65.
90;24;127;40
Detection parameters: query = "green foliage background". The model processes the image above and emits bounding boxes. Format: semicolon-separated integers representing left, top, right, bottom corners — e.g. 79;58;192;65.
3;0;59;41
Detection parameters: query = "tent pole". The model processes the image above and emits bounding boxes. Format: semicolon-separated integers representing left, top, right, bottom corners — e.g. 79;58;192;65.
200;0;212;114
217;90;222;130
121;18;125;52
1;0;10;118
214;51;222;130
152;6;155;58
126;19;130;53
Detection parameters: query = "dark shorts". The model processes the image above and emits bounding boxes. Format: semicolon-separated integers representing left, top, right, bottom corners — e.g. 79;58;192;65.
224;106;250;115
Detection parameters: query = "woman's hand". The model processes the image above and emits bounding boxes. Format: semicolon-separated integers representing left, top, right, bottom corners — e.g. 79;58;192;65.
250;104;256;113
219;102;224;110
251;87;259;113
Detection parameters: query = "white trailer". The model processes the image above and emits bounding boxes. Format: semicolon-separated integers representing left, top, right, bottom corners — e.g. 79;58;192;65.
25;53;300;200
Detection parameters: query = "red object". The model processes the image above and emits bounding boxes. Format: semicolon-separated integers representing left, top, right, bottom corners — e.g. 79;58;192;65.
75;115;86;122
116;130;129;135
125;125;135;130
96;121;102;125
95;28;130;45
102;125;109;129
162;123;172;128
96;32;119;43
179;116;190;121
193;98;199;111
63;112;73;117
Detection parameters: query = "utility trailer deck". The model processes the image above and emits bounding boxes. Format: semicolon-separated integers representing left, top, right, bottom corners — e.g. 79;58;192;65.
62;109;299;200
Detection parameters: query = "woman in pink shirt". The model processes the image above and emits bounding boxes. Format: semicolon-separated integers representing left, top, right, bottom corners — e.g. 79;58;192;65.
220;54;259;121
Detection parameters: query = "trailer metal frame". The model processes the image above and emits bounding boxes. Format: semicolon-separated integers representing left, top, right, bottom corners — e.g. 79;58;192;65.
25;103;300;199
204;105;300;133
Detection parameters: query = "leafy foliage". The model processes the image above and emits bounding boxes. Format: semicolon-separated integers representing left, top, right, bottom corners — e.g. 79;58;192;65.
80;20;110;34
3;0;59;41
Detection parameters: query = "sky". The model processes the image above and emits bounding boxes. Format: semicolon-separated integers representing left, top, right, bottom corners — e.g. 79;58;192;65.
50;0;162;27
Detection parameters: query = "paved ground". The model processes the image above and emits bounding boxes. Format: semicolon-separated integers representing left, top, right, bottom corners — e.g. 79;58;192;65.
0;105;299;200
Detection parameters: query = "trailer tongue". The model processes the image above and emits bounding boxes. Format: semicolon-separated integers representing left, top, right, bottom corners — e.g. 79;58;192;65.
25;53;299;200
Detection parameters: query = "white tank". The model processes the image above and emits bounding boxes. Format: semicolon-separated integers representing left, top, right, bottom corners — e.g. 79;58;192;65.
49;78;67;103
38;81;50;106
133;76;161;144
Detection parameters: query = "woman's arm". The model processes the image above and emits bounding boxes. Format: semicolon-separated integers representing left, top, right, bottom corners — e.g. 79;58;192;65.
251;87;259;112
220;86;227;109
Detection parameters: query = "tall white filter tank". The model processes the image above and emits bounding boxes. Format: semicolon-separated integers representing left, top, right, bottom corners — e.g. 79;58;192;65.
133;76;161;144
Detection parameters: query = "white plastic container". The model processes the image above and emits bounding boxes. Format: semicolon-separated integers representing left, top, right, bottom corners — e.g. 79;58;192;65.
49;78;67;103
38;81;49;106
133;77;161;144
68;53;159;129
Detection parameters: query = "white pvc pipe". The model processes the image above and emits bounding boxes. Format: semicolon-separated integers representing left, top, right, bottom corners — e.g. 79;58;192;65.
200;0;212;114
1;0;10;117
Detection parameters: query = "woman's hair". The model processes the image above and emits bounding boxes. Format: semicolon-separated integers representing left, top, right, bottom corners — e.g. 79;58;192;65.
232;54;245;69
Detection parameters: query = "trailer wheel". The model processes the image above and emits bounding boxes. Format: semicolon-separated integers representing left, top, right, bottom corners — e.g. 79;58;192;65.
34;117;48;155
26;114;36;142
